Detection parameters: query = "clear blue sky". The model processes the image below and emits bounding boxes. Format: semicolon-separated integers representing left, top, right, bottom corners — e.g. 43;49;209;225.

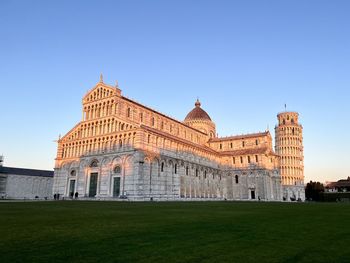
1;0;349;183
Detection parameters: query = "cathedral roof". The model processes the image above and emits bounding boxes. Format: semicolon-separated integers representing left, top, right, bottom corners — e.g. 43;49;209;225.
209;131;270;142
220;147;274;156
184;99;212;122
141;125;218;154
0;166;54;177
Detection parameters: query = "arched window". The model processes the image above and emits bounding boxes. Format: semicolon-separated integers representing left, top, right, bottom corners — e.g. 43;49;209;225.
255;139;259;145
113;165;121;174
90;160;98;167
186;166;189;176
140;113;143;122
235;175;239;184
151;117;155;127
242;141;245;147
161;162;164;172
195;169;198;177
248;156;251;163
174;164;177;174
127;108;131;118
147;135;151;143
70;170;76;176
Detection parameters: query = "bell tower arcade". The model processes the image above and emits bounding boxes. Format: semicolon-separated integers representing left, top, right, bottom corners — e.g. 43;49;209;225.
275;111;305;201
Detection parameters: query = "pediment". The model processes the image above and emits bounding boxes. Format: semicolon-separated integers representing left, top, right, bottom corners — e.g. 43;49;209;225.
83;82;121;104
59;122;82;143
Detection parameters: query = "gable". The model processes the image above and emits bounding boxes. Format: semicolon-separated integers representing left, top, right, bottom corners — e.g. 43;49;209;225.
83;82;121;104
59;122;83;142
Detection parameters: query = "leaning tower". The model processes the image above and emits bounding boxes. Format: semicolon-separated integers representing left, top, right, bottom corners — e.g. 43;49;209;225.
275;111;305;201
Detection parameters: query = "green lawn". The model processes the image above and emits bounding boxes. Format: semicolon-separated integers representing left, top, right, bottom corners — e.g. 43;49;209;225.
0;201;349;263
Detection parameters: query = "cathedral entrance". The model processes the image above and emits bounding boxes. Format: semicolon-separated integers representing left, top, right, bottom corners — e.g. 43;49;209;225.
69;180;76;198
251;190;256;200
113;177;121;197
89;173;98;197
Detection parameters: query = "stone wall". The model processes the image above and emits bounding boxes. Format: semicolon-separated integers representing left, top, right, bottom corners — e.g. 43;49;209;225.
4;174;53;199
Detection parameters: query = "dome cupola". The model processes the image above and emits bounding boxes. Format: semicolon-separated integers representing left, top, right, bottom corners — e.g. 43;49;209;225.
184;99;216;139
185;99;212;121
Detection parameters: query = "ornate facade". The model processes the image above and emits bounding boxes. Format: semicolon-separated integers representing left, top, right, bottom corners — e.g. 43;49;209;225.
53;77;289;201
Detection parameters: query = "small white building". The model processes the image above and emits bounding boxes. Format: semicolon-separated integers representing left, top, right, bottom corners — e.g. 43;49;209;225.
0;166;54;199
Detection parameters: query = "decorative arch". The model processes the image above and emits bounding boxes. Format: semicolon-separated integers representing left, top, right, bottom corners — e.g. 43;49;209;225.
113;165;121;174
111;156;123;168
123;154;134;170
90;159;99;167
62;162;72;170
79;160;89;169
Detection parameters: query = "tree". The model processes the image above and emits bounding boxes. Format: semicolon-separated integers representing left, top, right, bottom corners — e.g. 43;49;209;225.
305;181;324;201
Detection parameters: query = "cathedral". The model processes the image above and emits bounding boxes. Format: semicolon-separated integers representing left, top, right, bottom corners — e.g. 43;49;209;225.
53;76;305;201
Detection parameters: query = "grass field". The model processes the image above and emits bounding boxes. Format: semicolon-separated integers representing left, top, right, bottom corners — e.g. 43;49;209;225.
0;201;349;263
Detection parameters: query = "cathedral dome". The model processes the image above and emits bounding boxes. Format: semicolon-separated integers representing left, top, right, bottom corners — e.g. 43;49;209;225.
184;99;212;121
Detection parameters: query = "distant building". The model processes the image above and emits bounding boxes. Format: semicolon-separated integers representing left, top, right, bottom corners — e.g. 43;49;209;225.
325;177;350;192
52;77;305;201
0;162;54;199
